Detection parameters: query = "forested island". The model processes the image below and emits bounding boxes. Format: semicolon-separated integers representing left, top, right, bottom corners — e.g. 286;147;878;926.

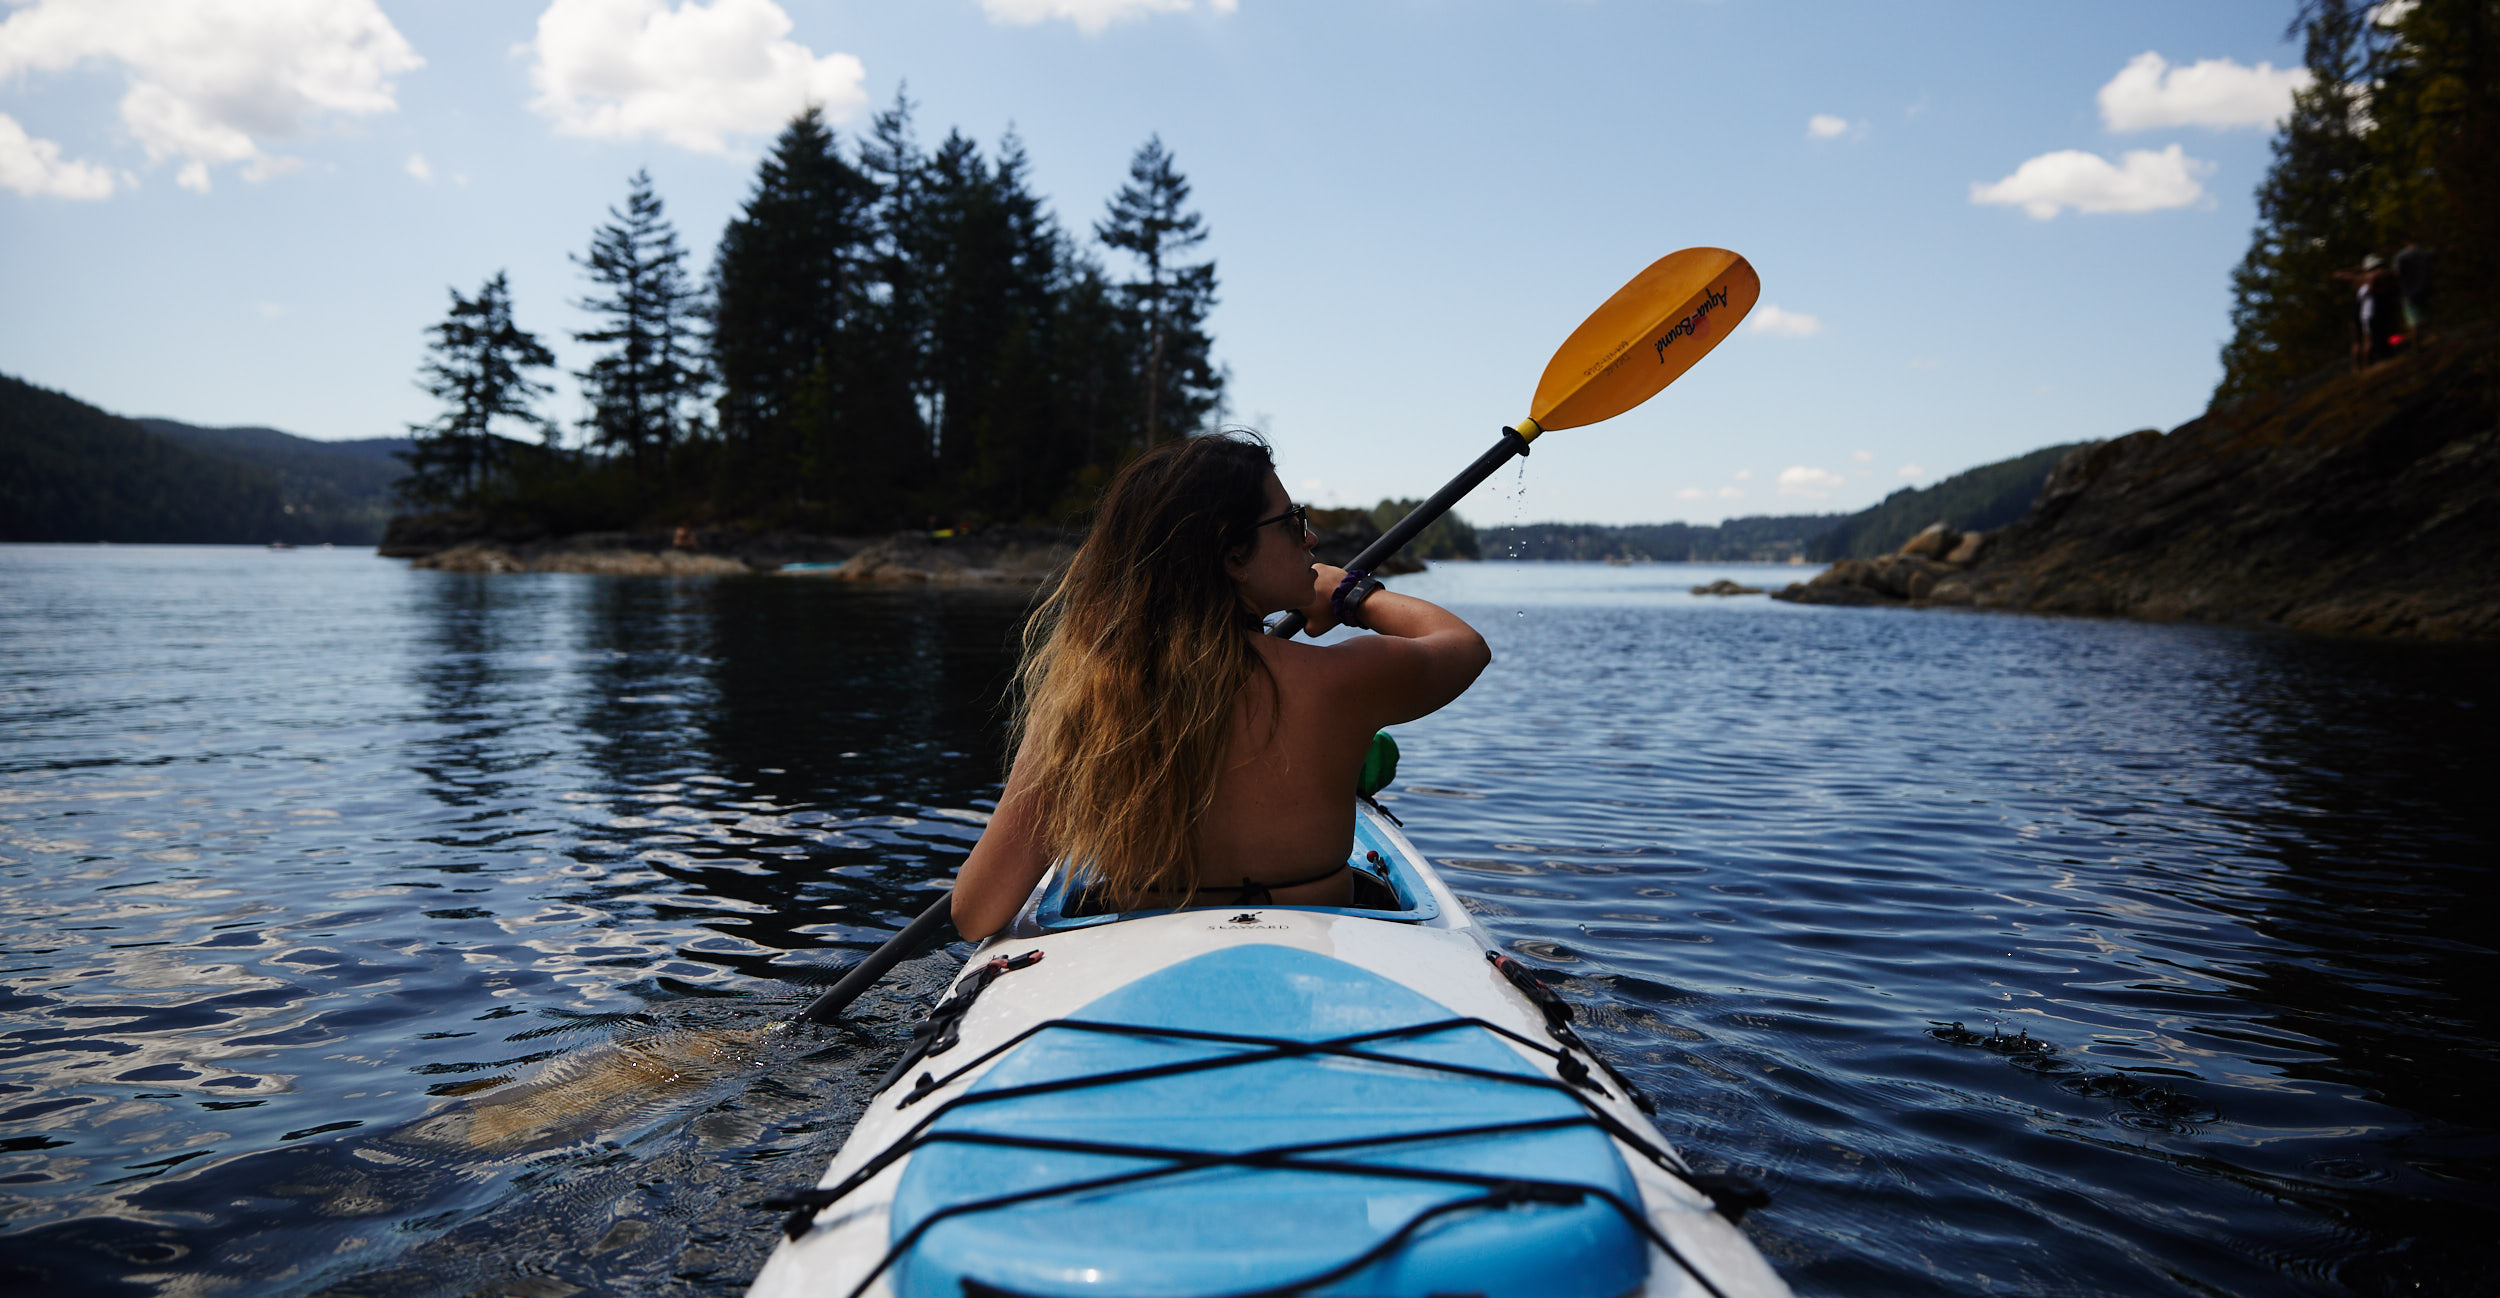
382;98;1220;545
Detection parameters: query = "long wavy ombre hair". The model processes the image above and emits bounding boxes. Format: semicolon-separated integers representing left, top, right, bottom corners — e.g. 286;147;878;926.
1009;432;1280;905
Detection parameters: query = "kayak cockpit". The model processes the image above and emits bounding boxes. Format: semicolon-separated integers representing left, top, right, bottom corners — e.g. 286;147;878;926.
1019;805;1443;934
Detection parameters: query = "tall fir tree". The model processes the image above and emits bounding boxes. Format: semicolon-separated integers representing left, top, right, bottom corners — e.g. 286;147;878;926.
1096;136;1222;445
2357;0;2500;325
708;106;877;518
2215;0;2376;401
910;128;1065;508
2215;0;2498;401
838;91;939;522
572;170;706;469
402;271;556;505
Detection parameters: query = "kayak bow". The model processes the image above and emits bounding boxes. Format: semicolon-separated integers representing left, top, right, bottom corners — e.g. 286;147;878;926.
749;804;1793;1298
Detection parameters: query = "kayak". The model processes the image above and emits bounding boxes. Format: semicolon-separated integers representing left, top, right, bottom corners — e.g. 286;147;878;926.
749;803;1794;1298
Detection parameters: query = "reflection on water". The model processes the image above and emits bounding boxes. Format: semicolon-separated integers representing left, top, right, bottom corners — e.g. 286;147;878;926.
0;547;2492;1296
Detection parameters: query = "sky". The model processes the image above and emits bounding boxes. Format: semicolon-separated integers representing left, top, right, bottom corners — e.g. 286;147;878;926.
1;0;2313;525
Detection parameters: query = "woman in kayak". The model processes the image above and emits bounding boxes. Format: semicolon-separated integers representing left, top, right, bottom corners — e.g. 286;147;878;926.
951;431;1491;939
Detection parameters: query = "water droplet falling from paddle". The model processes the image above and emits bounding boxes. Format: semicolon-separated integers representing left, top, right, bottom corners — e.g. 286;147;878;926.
1511;458;1529;618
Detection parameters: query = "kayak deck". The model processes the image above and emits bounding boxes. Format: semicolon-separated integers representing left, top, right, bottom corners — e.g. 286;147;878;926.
749;808;1793;1298
889;944;1647;1297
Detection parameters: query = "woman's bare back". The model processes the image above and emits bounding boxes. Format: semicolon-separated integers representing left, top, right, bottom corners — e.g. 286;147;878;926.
1189;637;1377;904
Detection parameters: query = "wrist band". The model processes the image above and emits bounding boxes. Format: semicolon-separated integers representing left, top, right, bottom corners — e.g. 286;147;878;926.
1331;570;1382;628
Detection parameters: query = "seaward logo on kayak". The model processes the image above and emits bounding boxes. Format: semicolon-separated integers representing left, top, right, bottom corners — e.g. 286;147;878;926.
1211;912;1295;931
1652;284;1731;363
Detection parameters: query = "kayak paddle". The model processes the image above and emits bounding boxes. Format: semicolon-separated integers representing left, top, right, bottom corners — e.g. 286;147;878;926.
798;247;1758;1022
1268;246;1759;638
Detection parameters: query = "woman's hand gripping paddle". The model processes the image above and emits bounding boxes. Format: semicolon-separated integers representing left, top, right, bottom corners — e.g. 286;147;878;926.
799;248;1760;1027
1271;247;1759;638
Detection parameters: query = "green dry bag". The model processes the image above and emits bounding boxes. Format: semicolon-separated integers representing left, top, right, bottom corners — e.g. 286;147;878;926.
1357;731;1400;798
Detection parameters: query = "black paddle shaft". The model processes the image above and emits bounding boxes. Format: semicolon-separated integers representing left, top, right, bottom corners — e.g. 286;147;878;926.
1268;426;1531;640
794;892;955;1024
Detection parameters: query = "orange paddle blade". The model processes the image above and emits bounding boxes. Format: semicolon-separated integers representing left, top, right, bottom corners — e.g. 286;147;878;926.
1525;248;1759;433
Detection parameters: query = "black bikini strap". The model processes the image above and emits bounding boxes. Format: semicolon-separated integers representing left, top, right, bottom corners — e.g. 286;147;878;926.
1209;860;1348;902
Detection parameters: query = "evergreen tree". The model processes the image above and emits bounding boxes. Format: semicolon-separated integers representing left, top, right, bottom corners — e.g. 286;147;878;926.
2215;0;2376;401
847;89;938;521
572;170;705;468
402;271;555;505
911;128;1065;511
1096;136;1222;445
2357;0;2500;323
709;106;877;516
2215;0;2498;400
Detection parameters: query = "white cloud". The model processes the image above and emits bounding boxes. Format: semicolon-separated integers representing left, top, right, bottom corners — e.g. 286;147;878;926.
0;0;421;194
1749;304;1822;338
1850;449;1873;464
981;0;1237;36
1776;465;1846;499
1897;464;1925;479
1732;469;1752;481
0;112;116;198
1718;486;1744;499
1806;114;1848;139
1970;144;2212;219
257;301;286;318
1675;487;1707;501
2098;52;2309;132
524;0;868;153
404;152;431;182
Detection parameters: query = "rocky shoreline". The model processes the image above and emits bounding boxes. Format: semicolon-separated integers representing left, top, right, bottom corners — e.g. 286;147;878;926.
377;507;1423;586
1776;325;2500;641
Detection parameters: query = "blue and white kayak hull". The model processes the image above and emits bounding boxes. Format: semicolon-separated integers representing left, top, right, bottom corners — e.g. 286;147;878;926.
750;808;1792;1298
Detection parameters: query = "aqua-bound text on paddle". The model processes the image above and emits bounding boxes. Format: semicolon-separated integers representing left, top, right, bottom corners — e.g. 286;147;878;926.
1653;284;1731;362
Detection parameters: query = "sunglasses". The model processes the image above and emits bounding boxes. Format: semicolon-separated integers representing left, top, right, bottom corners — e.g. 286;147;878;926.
1254;503;1312;536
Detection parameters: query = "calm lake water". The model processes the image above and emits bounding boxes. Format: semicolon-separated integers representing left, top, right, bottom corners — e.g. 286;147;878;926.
1;545;2493;1296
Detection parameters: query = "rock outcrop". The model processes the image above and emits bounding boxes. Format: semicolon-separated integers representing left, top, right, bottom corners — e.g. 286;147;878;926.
820;528;1077;585
1690;579;1765;596
414;542;750;576
1775;326;2500;641
391;521;1080;584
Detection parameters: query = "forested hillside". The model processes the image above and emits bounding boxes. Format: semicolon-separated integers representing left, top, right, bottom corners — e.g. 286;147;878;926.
140;419;411;543
1;374;375;544
1492;514;1844;562
1806;442;2091;560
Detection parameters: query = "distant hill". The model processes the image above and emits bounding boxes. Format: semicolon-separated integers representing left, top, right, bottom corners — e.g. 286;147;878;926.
1;372;402;544
1487;441;2089;564
1805;442;2092;560
1486;514;1846;562
138;418;411;543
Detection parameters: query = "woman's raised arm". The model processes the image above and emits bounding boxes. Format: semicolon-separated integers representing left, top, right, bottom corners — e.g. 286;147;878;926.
1298;564;1490;729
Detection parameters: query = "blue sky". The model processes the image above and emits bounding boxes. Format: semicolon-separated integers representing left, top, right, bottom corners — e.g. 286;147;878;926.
1;0;2309;524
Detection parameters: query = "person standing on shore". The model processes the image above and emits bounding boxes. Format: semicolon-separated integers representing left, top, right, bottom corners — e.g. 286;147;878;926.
2333;254;2406;369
